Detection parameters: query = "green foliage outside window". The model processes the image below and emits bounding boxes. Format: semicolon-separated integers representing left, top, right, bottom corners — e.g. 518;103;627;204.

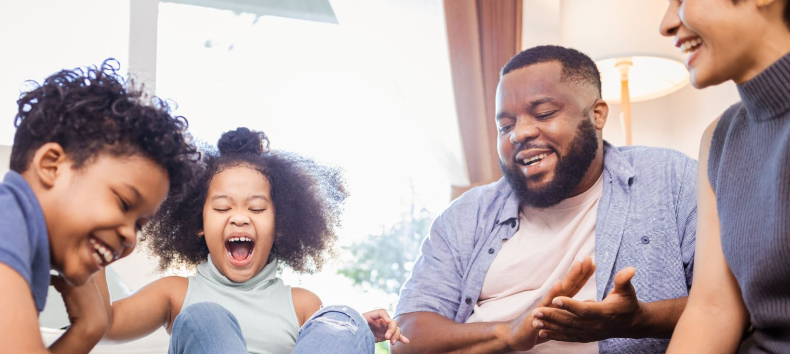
337;206;432;295
337;204;434;354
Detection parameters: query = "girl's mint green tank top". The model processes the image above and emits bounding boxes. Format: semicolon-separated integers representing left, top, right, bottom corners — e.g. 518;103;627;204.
182;258;300;354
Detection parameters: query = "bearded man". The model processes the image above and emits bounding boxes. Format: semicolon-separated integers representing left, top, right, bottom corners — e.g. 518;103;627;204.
392;45;697;354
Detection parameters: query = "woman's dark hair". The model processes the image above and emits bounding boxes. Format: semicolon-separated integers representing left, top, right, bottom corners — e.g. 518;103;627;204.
142;127;348;273
10;59;200;198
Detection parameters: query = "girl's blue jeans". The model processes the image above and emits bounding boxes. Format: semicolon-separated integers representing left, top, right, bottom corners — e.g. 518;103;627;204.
167;302;376;354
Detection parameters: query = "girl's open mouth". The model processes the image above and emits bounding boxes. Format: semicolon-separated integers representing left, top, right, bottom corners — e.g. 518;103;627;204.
225;236;255;267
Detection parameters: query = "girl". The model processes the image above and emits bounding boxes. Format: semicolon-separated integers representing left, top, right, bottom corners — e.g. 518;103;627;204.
660;0;790;353
98;127;408;354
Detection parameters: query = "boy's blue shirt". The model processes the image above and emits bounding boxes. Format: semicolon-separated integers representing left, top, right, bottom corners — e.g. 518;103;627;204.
0;171;50;312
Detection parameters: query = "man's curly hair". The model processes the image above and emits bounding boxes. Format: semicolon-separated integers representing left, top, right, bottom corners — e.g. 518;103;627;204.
10;59;200;198
142;127;348;274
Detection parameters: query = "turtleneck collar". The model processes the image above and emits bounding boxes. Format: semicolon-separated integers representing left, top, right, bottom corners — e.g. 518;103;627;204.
737;52;790;122
196;256;278;290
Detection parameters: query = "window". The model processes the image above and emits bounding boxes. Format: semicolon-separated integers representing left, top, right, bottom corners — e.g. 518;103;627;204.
0;2;464;346
0;0;129;146
156;0;462;312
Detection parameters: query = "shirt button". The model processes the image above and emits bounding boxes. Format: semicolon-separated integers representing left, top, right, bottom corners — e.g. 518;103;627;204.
641;236;650;244
465;297;472;305
510;220;517;228
488;248;495;254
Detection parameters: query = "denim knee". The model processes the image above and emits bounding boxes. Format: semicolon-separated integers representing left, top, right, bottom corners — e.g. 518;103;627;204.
303;305;366;333
294;305;374;354
169;303;247;354
173;302;238;332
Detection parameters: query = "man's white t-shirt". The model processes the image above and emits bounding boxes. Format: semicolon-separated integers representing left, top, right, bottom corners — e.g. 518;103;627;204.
466;176;603;353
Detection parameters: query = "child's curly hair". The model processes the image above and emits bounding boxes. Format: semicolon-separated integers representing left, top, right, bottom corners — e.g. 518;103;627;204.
142;127;348;273
10;59;200;199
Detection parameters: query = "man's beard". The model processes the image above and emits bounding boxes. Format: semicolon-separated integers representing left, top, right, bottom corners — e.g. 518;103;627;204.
501;117;599;209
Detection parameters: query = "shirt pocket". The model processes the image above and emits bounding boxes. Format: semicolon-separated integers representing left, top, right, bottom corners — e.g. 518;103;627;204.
618;227;687;301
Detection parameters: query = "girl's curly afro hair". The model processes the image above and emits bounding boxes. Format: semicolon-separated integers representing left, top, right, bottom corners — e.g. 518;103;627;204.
142;127;348;273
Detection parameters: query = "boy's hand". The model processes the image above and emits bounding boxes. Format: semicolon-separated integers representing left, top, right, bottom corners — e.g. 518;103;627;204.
50;275;108;341
363;309;410;345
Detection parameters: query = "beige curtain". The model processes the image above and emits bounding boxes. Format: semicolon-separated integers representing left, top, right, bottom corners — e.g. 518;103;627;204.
444;0;522;198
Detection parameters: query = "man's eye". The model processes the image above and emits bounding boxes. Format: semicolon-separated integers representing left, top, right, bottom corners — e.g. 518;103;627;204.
536;111;556;119
498;125;512;133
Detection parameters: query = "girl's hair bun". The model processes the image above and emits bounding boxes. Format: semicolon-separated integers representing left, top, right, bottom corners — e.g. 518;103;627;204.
217;127;269;156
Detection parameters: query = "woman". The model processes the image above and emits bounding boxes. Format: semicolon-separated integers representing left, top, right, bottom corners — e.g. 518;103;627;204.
660;0;790;353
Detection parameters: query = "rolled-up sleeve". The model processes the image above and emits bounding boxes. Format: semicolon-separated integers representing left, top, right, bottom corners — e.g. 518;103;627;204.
395;212;463;320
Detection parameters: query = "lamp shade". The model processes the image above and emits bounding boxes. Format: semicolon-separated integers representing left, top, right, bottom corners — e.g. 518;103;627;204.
597;56;688;102
560;0;688;102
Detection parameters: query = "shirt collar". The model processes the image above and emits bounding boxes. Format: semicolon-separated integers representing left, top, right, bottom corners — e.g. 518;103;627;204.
601;141;636;188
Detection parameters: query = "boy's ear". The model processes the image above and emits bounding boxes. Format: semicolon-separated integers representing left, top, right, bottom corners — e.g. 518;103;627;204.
29;143;70;189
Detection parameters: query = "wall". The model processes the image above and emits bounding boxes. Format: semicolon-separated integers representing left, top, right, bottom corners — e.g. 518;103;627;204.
0;144;10;175
604;82;740;158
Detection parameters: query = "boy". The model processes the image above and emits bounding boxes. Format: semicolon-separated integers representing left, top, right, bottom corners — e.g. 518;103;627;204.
0;60;200;353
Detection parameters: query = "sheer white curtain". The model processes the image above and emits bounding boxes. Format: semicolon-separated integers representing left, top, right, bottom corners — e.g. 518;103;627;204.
328;0;470;189
0;0;130;146
152;0;467;310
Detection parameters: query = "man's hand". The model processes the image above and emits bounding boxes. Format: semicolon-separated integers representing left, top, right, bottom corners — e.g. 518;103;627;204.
50;275;109;350
363;309;410;345
531;267;644;342
496;256;596;351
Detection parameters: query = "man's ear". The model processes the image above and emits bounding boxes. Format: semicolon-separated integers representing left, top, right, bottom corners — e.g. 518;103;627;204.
592;99;609;130
28;143;70;189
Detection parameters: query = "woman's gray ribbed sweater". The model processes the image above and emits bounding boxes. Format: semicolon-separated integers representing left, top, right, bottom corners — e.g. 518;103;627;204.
708;53;790;354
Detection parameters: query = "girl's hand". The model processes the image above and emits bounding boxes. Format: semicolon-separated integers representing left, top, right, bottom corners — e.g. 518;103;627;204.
362;309;410;345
